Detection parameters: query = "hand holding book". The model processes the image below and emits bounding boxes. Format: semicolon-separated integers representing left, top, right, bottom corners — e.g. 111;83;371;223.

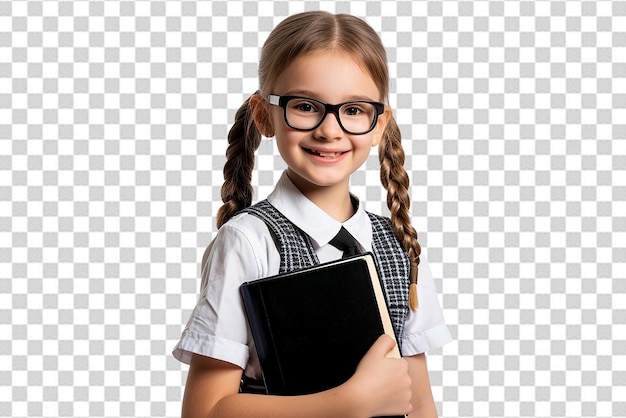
342;334;412;417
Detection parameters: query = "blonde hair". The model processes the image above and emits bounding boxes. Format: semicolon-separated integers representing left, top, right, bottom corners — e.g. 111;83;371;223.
216;11;421;310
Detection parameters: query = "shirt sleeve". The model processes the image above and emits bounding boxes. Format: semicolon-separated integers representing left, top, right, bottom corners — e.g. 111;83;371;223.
400;253;453;356
172;218;266;368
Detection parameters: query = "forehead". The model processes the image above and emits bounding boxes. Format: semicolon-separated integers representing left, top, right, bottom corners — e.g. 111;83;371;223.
273;51;382;102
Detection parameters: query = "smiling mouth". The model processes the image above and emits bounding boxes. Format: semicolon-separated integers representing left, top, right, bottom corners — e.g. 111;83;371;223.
305;148;347;158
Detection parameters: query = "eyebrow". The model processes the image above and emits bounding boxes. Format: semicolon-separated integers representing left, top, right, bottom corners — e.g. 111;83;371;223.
281;90;379;102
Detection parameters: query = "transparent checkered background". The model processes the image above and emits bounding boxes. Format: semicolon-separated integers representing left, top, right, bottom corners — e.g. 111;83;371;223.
1;0;624;417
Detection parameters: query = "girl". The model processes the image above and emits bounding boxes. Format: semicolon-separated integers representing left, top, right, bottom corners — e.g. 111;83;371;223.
173;11;452;418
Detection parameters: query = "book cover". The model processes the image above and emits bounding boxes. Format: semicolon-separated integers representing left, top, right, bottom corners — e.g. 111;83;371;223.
240;253;404;417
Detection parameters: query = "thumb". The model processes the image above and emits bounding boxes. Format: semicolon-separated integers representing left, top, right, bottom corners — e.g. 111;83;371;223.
366;334;397;358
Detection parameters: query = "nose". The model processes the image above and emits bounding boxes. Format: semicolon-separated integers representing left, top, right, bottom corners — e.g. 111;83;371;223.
313;110;343;140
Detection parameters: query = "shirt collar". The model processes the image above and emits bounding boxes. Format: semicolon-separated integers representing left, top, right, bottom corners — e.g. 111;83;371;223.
266;171;373;251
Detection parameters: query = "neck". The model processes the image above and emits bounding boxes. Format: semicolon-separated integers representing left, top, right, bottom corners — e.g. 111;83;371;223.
286;171;355;222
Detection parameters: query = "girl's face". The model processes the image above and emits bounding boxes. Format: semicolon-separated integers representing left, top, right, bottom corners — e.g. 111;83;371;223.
267;51;389;197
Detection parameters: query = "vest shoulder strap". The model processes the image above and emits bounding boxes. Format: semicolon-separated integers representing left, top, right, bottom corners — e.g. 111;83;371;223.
240;200;319;273
366;212;410;340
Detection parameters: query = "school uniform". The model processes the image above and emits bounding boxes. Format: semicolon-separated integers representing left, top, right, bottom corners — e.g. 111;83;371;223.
173;171;452;384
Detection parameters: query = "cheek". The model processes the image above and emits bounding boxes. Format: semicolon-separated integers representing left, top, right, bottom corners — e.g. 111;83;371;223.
271;113;302;146
356;135;378;152
274;128;303;159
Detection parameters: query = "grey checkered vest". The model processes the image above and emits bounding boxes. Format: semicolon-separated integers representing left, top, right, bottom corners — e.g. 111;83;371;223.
241;199;410;343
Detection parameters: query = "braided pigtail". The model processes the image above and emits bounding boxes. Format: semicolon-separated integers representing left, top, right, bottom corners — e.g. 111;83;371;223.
379;115;421;311
216;95;262;228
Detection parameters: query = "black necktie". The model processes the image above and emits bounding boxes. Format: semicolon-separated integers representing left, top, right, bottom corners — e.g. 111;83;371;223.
329;227;360;258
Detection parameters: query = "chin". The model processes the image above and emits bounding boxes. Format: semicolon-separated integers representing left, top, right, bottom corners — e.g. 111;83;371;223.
289;172;347;190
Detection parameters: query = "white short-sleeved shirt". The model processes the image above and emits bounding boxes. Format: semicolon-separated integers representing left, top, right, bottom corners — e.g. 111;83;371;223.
173;172;452;379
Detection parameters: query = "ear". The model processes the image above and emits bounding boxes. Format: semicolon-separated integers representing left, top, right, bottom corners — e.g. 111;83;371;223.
371;106;391;147
249;93;275;137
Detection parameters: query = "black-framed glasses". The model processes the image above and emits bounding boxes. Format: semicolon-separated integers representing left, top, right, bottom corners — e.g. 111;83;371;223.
268;94;385;135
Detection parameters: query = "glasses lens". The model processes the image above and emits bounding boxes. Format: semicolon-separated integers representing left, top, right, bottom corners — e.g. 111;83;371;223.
338;102;377;134
284;98;377;134
284;98;324;130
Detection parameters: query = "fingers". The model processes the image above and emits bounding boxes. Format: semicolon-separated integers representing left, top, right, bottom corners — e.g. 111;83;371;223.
366;334;397;357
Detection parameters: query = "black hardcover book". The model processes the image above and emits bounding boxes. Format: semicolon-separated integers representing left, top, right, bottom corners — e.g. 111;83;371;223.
240;253;404;418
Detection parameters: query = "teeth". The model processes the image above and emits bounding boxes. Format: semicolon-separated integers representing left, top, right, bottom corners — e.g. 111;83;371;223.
312;150;341;158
